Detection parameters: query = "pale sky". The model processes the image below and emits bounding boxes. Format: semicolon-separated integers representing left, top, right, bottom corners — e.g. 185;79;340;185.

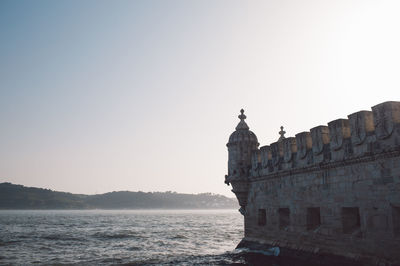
1;0;400;196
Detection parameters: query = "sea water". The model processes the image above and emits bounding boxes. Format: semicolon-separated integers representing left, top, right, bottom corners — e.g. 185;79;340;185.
0;209;252;265
1;209;342;265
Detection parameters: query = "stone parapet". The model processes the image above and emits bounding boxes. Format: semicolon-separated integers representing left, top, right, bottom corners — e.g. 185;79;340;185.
310;125;330;163
348;110;375;157
244;149;400;265
252;101;400;177
226;101;400;265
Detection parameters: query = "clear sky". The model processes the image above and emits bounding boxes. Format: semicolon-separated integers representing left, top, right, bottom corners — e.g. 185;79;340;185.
1;0;399;196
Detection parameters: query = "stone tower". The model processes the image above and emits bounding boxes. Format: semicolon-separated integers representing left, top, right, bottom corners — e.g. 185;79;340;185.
225;101;400;265
225;109;259;214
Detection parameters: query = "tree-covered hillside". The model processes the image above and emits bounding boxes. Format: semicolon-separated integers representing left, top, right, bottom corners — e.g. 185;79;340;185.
0;183;238;209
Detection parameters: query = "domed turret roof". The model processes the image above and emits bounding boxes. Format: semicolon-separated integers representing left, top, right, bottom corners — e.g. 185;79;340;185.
227;109;258;145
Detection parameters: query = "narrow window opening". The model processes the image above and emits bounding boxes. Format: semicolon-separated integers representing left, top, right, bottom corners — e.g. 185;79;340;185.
307;207;321;230
342;207;360;234
258;209;266;226
279;208;290;229
393;206;400;236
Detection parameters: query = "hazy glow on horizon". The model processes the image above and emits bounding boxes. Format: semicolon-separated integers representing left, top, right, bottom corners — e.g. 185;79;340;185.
1;0;400;196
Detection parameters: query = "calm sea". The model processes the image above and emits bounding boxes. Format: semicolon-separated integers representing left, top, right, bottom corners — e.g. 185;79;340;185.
0;209;256;265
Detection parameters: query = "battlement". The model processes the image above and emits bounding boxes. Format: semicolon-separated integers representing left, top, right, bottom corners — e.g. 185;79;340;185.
226;101;400;265
251;101;400;178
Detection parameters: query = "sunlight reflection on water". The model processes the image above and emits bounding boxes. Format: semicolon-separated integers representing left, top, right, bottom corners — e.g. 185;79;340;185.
0;209;244;265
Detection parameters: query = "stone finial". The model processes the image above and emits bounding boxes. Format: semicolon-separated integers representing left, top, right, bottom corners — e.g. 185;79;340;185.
238;109;246;121
278;126;286;142
235;109;250;130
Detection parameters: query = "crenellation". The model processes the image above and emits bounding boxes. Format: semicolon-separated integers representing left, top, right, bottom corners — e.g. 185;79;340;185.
372;101;400;152
328;119;352;161
295;132;313;167
251;150;262;177
348;110;375;157
270;141;283;171
282;137;296;170
259;145;271;176
310;125;330;163
226;101;400;265
246;103;400;176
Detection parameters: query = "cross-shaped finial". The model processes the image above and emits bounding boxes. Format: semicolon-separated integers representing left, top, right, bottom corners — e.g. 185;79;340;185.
278;126;286;141
238;109;246;121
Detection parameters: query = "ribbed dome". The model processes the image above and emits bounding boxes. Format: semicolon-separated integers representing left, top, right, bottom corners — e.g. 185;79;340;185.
227;109;258;145
228;130;258;144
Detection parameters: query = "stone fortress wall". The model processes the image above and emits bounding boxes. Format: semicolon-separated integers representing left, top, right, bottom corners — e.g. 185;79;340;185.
226;101;400;265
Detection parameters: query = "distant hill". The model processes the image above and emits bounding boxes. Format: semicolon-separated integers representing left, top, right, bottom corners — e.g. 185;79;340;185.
0;182;238;210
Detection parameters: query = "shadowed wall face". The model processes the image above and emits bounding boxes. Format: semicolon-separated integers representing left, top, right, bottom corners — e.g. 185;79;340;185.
393;206;400;237
229;102;400;264
307;207;321;231
341;207;360;234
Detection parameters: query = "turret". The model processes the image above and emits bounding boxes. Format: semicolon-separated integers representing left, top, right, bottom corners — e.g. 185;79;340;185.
225;109;259;215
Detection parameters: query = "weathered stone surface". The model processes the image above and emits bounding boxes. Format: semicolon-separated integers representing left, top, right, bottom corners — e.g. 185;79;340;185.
225;109;259;211
348;110;375;157
271;141;283;170
282;137;296;170
328;119;352;161
226;101;400;265
372;101;400;152
295;132;312;167
310;125;330;164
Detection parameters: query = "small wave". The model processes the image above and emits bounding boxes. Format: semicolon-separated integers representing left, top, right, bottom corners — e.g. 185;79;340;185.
127;246;141;251
101;258;123;263
39;245;52;251
233;247;280;256
0;240;21;246
120;258;166;265
154;240;167;247
41;234;83;241
156;253;246;266
92;231;138;239
170;234;187;240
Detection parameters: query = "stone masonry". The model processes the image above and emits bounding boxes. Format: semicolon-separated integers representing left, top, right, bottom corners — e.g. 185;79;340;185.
225;101;400;265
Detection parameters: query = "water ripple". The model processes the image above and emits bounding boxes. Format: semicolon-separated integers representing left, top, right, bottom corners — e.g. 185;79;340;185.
0;210;243;265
